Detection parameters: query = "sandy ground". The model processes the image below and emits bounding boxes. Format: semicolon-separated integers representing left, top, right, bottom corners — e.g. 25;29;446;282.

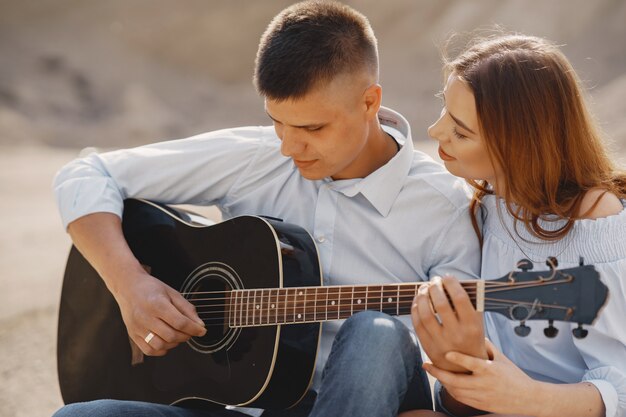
0;145;75;417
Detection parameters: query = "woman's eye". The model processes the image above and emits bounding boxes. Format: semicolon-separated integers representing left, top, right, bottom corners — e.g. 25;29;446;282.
452;127;467;140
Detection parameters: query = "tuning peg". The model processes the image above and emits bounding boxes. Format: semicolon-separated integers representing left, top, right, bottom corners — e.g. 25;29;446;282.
514;321;531;337
546;257;558;269
543;320;558;338
572;324;588;339
516;259;534;271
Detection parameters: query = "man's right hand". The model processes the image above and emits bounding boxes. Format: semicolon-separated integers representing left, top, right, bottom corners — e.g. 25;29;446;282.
67;212;206;357
113;271;207;356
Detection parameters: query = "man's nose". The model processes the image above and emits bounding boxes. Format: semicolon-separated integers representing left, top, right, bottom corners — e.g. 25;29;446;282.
280;128;306;157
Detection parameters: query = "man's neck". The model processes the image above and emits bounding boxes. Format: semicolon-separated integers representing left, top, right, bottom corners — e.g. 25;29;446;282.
331;121;399;180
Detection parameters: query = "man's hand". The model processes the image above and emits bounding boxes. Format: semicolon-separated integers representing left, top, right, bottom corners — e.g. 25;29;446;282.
113;271;207;356
411;275;488;372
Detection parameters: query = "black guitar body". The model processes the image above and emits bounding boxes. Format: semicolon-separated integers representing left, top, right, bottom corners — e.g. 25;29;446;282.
58;199;322;409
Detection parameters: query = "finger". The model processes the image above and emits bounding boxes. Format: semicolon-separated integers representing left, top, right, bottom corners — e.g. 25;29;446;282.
414;285;441;335
440;275;476;320
150;318;193;344
160;295;207;337
423;362;471;388
445;350;489;373
484;338;502;361
136;332;177;356
427;276;458;326
169;289;206;329
441;386;483;410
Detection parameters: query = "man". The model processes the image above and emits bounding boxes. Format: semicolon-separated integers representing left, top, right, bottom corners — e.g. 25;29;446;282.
52;1;480;416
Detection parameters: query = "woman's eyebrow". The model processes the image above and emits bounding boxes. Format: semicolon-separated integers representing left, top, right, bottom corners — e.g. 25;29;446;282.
442;92;476;134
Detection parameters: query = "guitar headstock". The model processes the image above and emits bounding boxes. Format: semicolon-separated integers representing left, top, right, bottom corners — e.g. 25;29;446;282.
484;257;608;339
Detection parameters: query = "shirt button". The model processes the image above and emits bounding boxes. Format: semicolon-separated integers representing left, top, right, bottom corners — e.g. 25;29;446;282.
317;236;326;243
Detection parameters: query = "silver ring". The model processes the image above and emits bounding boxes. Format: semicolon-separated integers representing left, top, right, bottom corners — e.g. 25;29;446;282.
144;332;155;344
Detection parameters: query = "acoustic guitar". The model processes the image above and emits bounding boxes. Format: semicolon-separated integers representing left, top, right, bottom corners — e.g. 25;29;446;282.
57;199;609;410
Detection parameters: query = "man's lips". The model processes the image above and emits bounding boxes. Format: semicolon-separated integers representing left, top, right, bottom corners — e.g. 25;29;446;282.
294;159;317;168
438;146;456;161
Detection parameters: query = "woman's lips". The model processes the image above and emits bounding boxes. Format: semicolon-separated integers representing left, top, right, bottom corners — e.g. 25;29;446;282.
438;146;456;161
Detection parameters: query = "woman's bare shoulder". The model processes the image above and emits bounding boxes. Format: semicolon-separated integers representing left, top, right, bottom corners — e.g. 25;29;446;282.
579;189;623;219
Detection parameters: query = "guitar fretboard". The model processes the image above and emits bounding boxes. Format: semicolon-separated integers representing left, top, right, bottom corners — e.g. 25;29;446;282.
228;282;483;328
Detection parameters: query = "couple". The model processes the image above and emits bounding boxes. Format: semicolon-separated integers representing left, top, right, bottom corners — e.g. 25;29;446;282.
52;1;625;417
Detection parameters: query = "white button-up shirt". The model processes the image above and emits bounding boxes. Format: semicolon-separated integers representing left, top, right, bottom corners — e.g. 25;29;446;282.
54;107;481;414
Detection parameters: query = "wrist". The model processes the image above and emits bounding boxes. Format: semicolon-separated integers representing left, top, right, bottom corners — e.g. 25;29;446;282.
101;260;148;298
524;380;551;417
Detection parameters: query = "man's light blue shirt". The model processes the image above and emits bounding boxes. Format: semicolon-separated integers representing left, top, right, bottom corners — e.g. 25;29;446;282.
54;107;481;413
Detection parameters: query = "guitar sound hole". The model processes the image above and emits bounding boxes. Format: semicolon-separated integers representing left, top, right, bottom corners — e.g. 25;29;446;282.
182;263;242;353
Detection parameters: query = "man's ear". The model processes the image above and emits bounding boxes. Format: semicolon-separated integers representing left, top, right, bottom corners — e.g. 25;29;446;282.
363;83;382;118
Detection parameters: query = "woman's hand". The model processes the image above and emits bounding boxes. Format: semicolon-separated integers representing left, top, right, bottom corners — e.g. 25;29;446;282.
113;271;207;356
423;339;539;415
411;275;488;372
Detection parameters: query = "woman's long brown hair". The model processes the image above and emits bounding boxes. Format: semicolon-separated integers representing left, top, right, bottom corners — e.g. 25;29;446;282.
444;34;626;242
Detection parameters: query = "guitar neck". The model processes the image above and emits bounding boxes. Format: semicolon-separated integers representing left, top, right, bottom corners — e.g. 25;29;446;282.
228;281;484;328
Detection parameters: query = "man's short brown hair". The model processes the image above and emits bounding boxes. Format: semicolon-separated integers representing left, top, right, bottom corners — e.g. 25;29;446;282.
254;0;378;100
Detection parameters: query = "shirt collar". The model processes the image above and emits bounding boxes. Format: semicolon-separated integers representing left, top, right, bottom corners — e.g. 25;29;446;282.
328;106;414;217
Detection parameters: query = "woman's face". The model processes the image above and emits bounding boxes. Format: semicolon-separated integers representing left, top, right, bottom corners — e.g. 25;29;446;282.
428;74;500;186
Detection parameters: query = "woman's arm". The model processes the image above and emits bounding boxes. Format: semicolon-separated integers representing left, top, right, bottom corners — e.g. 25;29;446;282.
424;339;605;417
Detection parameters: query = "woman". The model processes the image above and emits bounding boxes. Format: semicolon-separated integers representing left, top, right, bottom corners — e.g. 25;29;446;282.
402;34;626;417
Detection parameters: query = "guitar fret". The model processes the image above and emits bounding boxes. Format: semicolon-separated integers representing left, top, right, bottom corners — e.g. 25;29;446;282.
283;288;288;324
396;286;400;316
246;290;251;326
314;287;323;322
252;289;257;325
239;290;244;327
261;290;271;324
327;287;339;319
352;286;365;313
303;288;308;322
270;288;277;325
231;290;237;327
350;287;354;316
382;286;396;315
337;287;342;319
339;287;351;319
324;287;329;322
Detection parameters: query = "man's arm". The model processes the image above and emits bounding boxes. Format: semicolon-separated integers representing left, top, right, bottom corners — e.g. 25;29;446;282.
68;212;206;355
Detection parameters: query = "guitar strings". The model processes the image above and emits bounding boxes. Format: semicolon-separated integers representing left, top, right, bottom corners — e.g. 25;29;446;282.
180;278;573;307
186;298;572;327
176;280;518;297
177;277;572;300
191;300;570;328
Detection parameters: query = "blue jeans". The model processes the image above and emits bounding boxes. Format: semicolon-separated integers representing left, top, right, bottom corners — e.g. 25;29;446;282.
53;311;433;417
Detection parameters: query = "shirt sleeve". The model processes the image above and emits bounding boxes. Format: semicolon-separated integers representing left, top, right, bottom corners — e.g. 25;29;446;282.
426;204;482;281
53;126;266;229
575;261;626;417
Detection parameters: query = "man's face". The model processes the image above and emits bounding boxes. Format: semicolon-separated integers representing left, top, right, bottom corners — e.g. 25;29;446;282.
265;74;376;181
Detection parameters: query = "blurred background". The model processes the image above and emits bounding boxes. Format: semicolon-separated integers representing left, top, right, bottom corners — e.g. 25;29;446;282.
1;1;624;416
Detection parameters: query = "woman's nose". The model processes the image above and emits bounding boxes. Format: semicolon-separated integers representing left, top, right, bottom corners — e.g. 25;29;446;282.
428;109;447;142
